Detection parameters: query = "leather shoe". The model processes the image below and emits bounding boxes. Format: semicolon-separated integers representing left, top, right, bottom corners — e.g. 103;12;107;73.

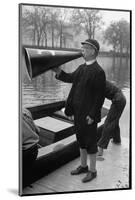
82;171;97;183
111;140;121;145
71;165;88;175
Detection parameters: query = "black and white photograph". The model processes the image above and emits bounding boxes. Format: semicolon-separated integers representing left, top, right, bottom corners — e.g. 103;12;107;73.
19;3;131;196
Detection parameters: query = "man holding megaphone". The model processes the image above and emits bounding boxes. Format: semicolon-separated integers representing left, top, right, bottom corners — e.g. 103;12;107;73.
53;39;106;183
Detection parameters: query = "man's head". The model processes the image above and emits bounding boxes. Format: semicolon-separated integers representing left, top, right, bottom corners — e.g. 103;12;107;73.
81;39;100;61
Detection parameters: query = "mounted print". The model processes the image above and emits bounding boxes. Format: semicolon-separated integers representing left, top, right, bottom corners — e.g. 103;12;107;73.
19;3;131;196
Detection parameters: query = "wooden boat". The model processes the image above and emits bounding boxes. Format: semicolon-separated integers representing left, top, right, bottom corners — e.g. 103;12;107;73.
22;100;108;188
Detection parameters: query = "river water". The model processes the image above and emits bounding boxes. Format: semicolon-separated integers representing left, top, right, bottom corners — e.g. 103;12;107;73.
22;56;130;106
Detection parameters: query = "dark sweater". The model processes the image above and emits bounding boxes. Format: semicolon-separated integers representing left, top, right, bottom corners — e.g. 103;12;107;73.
105;80;122;101
56;61;106;123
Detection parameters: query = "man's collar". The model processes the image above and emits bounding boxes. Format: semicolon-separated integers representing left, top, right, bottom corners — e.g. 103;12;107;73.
85;59;96;66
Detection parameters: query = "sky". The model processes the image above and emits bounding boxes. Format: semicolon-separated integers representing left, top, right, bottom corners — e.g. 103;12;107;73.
100;9;130;28
23;5;130;26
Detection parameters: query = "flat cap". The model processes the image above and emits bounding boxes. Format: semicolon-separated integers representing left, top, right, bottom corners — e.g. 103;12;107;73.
81;39;100;52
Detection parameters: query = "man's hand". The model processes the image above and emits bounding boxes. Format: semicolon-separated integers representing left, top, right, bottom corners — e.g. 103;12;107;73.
61;108;74;121
86;115;94;125
52;67;62;75
68;116;74;121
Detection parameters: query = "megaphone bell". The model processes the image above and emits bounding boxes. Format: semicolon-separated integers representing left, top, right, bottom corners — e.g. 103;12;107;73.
24;47;82;79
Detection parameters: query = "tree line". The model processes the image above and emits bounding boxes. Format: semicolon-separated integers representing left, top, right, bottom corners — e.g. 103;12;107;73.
22;6;130;55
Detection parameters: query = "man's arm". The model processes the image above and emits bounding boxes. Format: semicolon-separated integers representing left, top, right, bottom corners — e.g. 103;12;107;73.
53;66;79;83
23;109;40;134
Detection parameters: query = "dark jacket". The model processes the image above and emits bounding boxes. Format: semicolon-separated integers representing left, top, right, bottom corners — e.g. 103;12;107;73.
56;61;106;123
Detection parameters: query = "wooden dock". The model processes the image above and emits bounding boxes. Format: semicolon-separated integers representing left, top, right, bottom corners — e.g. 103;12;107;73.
23;137;129;194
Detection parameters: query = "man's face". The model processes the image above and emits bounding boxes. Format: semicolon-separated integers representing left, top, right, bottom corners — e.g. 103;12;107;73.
81;44;95;61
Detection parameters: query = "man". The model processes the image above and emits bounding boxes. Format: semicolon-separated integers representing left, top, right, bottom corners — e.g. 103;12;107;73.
22;108;40;186
54;39;106;183
97;80;126;156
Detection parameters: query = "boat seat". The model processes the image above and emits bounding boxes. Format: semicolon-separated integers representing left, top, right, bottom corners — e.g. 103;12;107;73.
34;116;74;146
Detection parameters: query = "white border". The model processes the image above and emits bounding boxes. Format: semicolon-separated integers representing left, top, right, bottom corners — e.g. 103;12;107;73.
0;0;133;199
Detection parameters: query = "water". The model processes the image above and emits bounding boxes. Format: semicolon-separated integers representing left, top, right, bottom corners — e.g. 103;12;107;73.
22;55;130;107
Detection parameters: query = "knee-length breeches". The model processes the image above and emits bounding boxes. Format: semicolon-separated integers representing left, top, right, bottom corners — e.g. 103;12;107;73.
75;120;98;154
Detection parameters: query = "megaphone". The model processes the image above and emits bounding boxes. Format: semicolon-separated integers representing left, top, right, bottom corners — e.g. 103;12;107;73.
24;47;82;79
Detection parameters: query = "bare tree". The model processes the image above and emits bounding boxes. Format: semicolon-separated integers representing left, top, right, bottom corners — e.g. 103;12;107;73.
40;8;50;47
117;20;130;54
71;9;103;39
22;6;50;46
55;8;74;48
104;22;120;53
104;20;130;55
48;9;60;48
22;6;74;48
